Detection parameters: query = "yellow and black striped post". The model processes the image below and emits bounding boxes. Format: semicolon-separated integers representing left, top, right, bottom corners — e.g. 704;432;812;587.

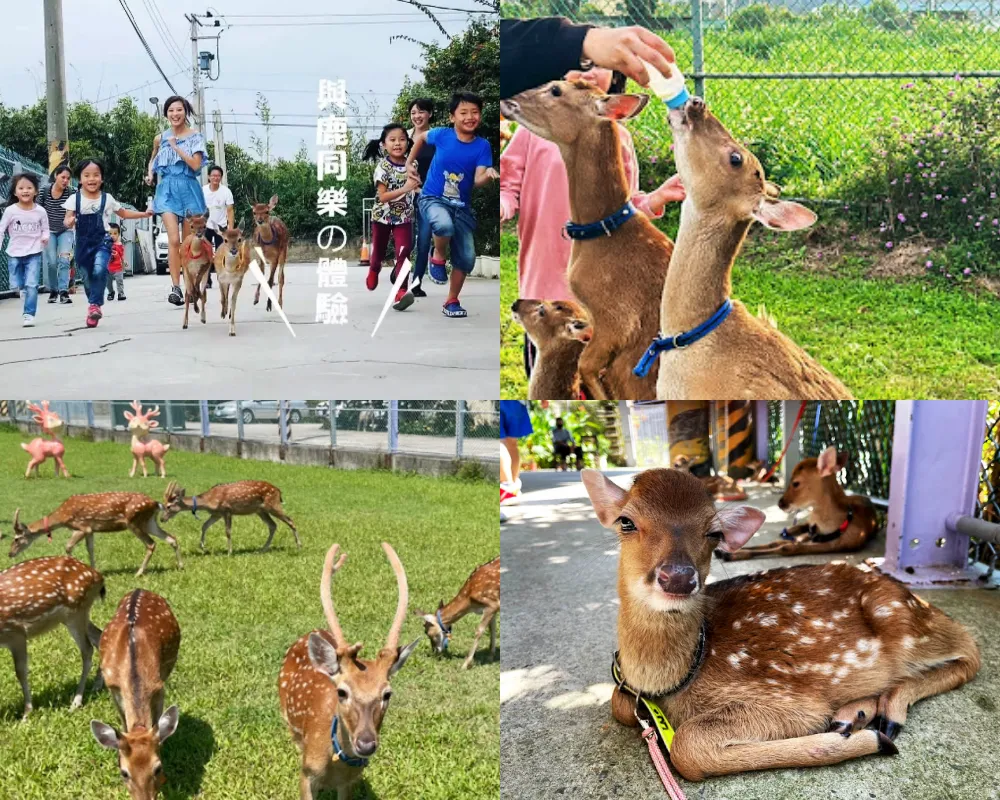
724;400;754;478
666;401;711;477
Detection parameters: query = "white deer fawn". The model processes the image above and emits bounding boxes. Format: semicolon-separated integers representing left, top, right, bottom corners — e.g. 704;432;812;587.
91;590;181;800
279;543;419;800
124;401;170;478
654;96;850;399
160;480;299;555
10;493;183;577
718;446;878;561
0;556;104;718
581;467;980;781
416;556;500;669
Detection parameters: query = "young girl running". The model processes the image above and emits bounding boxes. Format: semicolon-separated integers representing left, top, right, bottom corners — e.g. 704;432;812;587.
362;123;420;312
144;95;208;307
0;173;49;327
39;164;74;304
63;159;152;328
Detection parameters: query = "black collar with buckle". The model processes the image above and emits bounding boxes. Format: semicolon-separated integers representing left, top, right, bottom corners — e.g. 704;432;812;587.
612;619;708;701
809;507;853;543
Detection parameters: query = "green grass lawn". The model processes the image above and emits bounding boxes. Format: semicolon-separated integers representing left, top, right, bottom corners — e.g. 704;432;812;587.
501;224;1000;399
0;430;498;799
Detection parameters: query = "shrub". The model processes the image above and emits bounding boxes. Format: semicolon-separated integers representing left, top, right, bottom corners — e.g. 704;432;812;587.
865;0;907;31
730;3;773;31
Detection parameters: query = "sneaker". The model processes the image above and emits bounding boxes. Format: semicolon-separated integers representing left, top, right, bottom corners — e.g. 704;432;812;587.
429;259;448;285
500;480;521;505
410;277;427;298
118;292;126;301
442;299;467;318
107;291;115;301
500;509;509;524
47;291;58;304
86;304;102;328
392;288;414;311
22;314;35;328
168;285;183;306
59;291;72;304
389;264;400;284
366;267;379;291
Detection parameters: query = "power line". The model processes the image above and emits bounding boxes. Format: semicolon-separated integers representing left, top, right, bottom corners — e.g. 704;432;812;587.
116;0;180;95
94;70;187;105
226;17;470;27
222;121;386;130
148;0;188;63
139;0;187;71
221;10;479;17
208;87;403;95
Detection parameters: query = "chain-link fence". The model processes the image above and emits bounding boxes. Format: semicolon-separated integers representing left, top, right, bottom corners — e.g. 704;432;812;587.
4;400;500;466
503;0;1000;196
973;400;1000;580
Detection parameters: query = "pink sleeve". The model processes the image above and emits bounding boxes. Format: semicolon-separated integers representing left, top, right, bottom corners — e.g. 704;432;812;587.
500;127;527;219
617;124;663;219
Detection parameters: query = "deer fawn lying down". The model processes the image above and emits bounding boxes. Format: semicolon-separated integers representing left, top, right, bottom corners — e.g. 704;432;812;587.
581;467;980;781
180;212;213;330
719;446;878;562
214;226;251;336
651;96;850;399
415;556;500;669
0;556;104;718
511;299;592;399
161;480;299;555
91;590;181;800
10;494;183;578
500;83;670;400
279;543;419;800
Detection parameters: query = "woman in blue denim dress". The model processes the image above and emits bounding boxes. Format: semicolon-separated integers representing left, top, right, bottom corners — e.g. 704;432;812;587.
144;95;208;307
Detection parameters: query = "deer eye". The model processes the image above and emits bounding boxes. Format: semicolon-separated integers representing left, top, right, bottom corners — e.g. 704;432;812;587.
729;152;743;168
706;530;723;540
120;769;130;781
153;764;163;776
551;85;562;97
792;480;800;488
382;691;392;703
337;688;349;701
616;516;637;533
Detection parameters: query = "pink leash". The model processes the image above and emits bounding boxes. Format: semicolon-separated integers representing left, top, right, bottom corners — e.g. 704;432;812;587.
640;724;688;800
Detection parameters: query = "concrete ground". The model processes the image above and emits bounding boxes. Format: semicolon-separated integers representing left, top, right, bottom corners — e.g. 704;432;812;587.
501;469;1000;800
0;265;498;397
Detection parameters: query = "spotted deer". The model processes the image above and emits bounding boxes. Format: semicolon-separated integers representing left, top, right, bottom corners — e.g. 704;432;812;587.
278;543;419;800
719;446;878;562
91;590;181;800
180;212;213;330
214;225;251;336
21;400;70;478
160;480;299;555
124;401;170;479
581;467;980;781
10;493;183;577
415;556;500;669
250;195;290;312
0;556;104;718
512;299;592;400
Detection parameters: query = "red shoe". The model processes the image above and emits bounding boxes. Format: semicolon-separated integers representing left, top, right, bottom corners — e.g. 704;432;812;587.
392;287;414;311
86;304;102;328
366;267;379;291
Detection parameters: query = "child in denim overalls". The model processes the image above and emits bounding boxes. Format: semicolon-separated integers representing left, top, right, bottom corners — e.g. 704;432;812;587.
63;159;153;328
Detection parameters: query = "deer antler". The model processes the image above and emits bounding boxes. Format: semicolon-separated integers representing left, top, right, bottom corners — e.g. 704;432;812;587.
148;406;161;418
381;542;408;652
320;544;348;649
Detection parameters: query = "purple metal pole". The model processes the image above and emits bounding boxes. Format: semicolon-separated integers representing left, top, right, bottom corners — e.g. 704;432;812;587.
754;400;769;463
881;400;988;588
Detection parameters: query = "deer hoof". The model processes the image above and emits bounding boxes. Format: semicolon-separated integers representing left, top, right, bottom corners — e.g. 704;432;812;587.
69;695;83;711
876;731;899;756
882;720;903;741
229;331;235;337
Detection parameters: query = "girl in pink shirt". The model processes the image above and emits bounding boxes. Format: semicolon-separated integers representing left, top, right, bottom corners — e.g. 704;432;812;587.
0;173;50;327
500;68;685;376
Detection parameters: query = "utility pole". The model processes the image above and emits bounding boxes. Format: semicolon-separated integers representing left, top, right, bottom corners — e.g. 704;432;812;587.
212;108;227;186
186;12;207;184
43;0;68;176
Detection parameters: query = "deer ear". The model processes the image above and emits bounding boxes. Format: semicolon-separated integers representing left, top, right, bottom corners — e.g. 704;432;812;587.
581;469;629;527
714;505;766;553
753;198;817;231
148;420;159;429
389;637;421;676
307;633;341;678
91;720;120;750
123;412;134;421
595;93;649;121
157;706;179;743
268;195;278;209
817;446;840;477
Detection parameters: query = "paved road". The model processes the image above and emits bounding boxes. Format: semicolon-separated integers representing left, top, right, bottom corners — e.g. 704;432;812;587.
500;469;999;800
0;265;498;397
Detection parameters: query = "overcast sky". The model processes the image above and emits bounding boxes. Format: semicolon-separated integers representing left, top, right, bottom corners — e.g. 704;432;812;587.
2;0;489;160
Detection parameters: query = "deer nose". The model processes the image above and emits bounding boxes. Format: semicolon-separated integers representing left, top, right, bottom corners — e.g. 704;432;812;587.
655;563;699;596
778;497;789;511
355;736;378;757
510;300;522;313
686;96;706;115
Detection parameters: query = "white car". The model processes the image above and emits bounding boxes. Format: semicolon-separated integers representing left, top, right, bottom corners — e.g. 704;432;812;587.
153;220;169;275
213;401;314;425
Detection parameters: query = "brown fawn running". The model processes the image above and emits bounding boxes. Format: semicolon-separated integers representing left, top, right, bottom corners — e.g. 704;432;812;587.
719;446;878;562
581;466;980;781
250;195;290;312
511;299;592;399
500;83;670;400
160;479;299;555
0;556;104;718
654;95;850;399
279;543;419;800
415;556;500;669
9;494;183;578
180;212;213;330
214;225;251;336
91;590;181;800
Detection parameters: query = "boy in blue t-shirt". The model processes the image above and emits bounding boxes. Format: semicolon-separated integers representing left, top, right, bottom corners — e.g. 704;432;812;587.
406;92;498;318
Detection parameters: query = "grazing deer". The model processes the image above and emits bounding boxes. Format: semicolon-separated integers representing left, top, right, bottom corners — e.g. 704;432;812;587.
250;195;290;313
719;446;878;562
179;212;213;330
91;590;181;800
124;401;170;479
160;480;299;555
415;556;500;669
0;556;104;718
279;543;419;800
581;467;980;781
500;83;671;400
512;299;592;399
214;225;251;336
653;96;850;399
21;400;70;478
10;494;183;578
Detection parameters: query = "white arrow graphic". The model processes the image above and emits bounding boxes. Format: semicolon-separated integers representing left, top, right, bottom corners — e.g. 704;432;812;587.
250;246;296;338
371;252;412;339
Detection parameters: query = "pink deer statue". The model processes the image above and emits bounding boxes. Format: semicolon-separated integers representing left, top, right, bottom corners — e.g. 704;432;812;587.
21;401;71;478
124;401;171;478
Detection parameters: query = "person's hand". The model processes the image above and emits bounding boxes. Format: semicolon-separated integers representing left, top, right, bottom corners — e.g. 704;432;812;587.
647;173;686;214
41;235;50;246
167;136;181;152
144;172;154;186
483;167;499;181
406;162;420;182
500;202;513;223
581;26;675;89
403;176;421;192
